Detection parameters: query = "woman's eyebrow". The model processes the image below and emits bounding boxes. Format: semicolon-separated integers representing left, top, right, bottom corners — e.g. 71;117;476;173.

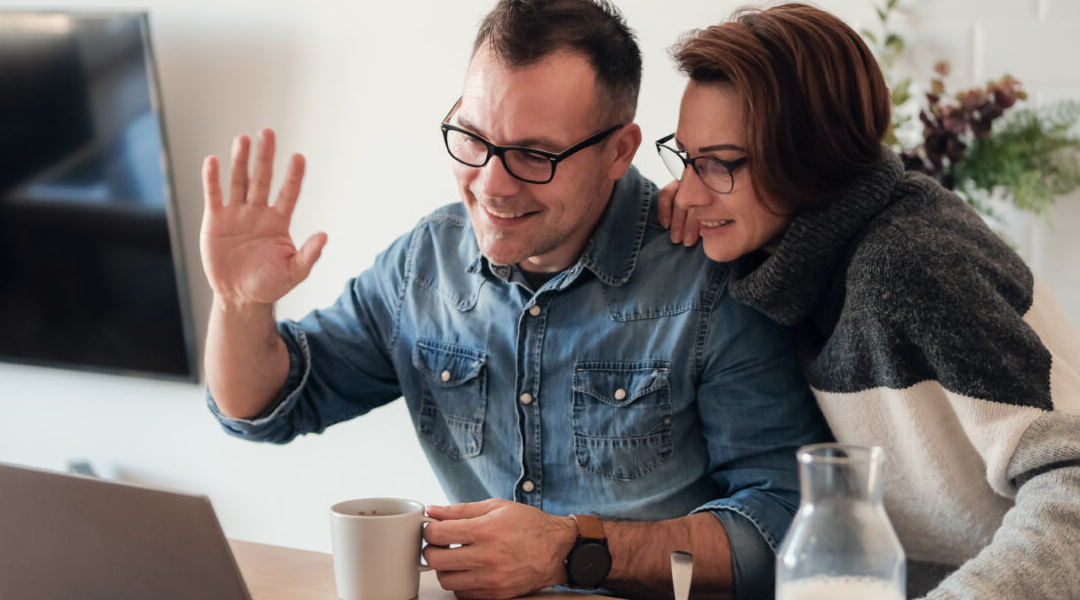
699;143;746;153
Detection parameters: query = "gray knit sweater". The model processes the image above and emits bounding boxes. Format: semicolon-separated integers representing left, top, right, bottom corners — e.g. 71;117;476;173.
729;150;1080;600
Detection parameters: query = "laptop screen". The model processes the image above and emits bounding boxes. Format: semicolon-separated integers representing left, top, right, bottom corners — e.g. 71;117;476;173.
0;462;251;600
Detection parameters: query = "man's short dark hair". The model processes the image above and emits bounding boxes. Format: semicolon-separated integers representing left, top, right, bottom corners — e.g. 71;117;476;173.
473;0;642;125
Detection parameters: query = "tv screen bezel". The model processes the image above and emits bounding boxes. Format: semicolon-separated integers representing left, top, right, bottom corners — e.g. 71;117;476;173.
0;10;200;384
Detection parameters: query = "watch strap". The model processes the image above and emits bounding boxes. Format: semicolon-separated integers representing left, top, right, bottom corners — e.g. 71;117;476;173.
566;514;611;589
571;514;606;541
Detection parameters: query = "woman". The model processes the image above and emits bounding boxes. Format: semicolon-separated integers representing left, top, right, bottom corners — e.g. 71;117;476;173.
655;4;1080;599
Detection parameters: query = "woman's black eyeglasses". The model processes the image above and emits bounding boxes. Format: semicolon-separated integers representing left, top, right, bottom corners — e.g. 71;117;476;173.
655;133;748;194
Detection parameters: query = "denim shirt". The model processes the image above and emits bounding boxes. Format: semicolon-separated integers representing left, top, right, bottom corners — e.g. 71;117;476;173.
209;166;832;597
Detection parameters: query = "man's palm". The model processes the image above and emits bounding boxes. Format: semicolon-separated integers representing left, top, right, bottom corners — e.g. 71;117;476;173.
200;129;326;307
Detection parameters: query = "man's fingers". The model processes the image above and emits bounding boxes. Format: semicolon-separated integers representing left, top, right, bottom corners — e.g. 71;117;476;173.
247;128;276;205
294;232;328;280
274;153;306;217
423;544;483;572
202;155;223;211
228;135;251;206
424;499;509;545
426;499;502;521
423;516;479;547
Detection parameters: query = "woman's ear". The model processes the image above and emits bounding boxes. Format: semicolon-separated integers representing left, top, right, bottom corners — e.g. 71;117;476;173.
605;123;643;181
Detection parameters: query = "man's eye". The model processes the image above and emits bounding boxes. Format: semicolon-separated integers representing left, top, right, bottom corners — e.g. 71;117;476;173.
518;152;549;165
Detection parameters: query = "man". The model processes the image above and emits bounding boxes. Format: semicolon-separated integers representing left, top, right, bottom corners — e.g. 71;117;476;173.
201;1;831;598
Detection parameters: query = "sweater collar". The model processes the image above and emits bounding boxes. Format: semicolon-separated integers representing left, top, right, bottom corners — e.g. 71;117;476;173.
729;150;905;325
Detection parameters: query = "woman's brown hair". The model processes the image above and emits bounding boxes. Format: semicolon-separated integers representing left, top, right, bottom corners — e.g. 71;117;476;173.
673;3;891;212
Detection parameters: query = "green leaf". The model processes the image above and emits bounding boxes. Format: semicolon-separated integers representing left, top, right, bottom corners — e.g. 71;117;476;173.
891;78;912;106
885;34;904;54
887;0;899;8
952;101;1080;218
876;7;888;22
861;28;878;45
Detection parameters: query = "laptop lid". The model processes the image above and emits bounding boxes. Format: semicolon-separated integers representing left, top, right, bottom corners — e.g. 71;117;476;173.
0;461;252;600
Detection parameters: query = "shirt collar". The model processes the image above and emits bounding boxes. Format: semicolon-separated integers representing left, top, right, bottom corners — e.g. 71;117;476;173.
578;165;654;286
464;165;655;287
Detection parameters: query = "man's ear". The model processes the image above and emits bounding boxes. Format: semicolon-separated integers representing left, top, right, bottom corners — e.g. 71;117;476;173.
605;123;642;181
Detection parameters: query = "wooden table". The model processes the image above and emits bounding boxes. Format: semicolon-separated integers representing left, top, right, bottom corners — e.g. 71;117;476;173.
229;540;617;600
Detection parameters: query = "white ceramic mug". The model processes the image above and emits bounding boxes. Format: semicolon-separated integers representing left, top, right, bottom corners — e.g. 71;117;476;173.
329;498;436;600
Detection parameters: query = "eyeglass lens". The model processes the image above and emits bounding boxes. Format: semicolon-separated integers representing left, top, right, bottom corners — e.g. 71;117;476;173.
657;145;735;194
445;129;554;183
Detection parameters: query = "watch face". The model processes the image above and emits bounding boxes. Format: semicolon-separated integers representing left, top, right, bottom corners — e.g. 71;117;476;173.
568;541;612;588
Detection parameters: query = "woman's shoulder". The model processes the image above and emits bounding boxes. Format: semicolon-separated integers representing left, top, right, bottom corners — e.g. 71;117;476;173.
820;172;1057;415
855;172;993;257
841;172;1034;316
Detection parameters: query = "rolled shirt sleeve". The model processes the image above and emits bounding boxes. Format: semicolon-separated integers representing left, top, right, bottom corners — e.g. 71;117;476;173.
206;230;413;444
707;509;777;600
693;289;833;596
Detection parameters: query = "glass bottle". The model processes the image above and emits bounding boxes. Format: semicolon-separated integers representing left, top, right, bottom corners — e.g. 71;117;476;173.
776;443;906;600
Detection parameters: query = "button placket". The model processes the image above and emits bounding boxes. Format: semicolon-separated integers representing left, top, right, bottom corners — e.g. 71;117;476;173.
514;296;547;507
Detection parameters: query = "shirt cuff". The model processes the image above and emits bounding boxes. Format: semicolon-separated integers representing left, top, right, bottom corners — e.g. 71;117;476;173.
710;510;776;600
205;321;309;440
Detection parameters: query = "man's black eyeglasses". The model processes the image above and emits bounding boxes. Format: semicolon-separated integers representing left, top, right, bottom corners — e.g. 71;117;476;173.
655;133;748;194
441;98;623;185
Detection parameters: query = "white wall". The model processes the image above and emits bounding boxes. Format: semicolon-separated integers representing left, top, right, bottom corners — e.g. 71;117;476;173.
1;0;1077;553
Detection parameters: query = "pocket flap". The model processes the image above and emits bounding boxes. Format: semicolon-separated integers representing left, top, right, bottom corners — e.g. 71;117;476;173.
413;339;486;387
572;361;670;407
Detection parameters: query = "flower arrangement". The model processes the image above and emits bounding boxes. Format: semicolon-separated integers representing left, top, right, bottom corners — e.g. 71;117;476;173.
863;0;1080;221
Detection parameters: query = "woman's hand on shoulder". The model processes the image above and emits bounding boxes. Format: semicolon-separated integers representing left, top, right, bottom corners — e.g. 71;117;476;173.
656;179;700;246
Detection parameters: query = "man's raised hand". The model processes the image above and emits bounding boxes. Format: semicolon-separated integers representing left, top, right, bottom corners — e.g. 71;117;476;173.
200;128;327;308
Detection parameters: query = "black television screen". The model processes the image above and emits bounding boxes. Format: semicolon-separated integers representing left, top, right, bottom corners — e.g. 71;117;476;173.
0;12;198;382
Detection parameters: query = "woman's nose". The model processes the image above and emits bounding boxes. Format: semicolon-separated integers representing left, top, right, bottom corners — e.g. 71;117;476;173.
673;166;713;210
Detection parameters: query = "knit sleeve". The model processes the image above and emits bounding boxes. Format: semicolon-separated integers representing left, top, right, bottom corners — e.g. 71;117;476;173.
845;217;1078;492
841;216;1080;600
920;276;1080;600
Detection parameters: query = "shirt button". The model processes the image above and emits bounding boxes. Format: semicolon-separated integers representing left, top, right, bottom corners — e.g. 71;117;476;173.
528;305;542;317
440;370;451;382
520;392;533;405
522;480;536;492
614;388;627;401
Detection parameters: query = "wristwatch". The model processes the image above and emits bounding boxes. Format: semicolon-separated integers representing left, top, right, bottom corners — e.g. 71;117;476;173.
565;514;611;589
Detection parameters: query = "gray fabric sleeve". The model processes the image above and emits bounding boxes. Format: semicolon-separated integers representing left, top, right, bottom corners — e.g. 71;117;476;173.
923;411;1080;600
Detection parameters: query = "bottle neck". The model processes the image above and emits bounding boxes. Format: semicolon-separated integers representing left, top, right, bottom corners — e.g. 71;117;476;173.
798;444;885;506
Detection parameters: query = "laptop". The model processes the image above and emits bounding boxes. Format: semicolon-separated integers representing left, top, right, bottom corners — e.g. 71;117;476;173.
0;461;252;600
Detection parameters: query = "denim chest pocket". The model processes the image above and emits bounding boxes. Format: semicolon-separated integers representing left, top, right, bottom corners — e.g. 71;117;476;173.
412;339;487;460
572;360;673;481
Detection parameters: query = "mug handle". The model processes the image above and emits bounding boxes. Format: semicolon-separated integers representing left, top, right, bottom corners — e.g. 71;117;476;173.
419;516;439;572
